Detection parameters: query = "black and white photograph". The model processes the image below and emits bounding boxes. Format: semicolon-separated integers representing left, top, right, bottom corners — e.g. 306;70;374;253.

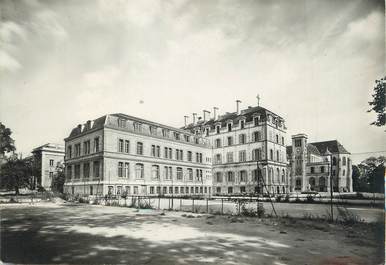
0;0;385;264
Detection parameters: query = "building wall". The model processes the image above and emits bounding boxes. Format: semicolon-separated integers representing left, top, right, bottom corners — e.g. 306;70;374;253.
64;119;212;196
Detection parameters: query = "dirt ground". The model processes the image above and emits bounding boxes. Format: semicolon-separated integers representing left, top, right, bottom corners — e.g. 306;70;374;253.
1;202;384;265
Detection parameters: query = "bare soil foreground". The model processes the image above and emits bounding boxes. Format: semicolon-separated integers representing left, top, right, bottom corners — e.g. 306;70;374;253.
1;202;384;265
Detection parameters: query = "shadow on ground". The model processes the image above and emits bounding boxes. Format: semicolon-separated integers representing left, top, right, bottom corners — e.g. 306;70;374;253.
1;203;383;265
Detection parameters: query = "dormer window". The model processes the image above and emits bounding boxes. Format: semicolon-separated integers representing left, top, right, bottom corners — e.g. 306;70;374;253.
240;120;245;129
118;118;126;128
216;125;220;134
227;123;232;132
150;126;157;135
162;129;169;137
174;132;180;140
205;127;210;136
253;116;260;126
134;122;142;132
184;135;190;142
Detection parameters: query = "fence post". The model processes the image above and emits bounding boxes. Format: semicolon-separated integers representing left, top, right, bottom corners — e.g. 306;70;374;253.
158;196;160;210
221;198;224;215
180;198;182;211
238;199;241;215
206;198;209;213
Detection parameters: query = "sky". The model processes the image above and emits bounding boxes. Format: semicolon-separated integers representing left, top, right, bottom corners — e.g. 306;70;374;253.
0;0;385;164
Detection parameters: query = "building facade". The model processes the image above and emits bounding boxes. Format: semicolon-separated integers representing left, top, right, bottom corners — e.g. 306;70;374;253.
32;143;65;190
63;114;212;196
183;105;289;195
287;134;353;193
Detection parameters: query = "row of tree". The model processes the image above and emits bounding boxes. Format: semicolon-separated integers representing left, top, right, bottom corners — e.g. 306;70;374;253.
352;156;385;193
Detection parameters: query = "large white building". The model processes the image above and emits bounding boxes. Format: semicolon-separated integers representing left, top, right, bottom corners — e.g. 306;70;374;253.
32;143;65;190
64;114;212;196
183;104;289;195
287;133;353;193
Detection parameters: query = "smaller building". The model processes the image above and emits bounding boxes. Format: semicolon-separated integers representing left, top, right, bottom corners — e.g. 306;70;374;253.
32;143;65;190
287;134;352;193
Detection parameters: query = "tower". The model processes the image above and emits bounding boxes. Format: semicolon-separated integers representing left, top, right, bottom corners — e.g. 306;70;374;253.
291;134;308;192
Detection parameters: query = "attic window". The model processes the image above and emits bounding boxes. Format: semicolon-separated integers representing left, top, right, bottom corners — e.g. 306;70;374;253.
134;122;142;132
227;123;232;132
254;116;260;126
118;118;126;128
216;125;220;134
240;120;245;129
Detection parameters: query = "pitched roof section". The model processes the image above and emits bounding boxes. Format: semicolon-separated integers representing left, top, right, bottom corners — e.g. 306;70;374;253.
68;115;107;139
310;140;350;154
307;143;321;156
182;105;284;130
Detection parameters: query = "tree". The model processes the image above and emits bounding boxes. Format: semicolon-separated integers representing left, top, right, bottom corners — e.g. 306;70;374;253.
0;156;35;195
51;163;65;193
351;165;362;192
368;77;386;127
0;123;16;155
356;156;385;193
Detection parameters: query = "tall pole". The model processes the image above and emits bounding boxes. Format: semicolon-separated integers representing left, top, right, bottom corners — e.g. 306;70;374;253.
329;154;334;222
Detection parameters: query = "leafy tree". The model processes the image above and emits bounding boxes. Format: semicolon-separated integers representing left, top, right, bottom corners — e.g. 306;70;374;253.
0;156;35;195
351;165;362;192
51;163;65;193
356;156;385;193
0;123;16;155
368;77;386;127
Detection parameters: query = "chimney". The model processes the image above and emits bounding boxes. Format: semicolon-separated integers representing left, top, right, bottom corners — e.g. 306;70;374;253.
203;110;210;121
213;107;218;120
236;100;241;114
192;113;197;125
184;116;189;127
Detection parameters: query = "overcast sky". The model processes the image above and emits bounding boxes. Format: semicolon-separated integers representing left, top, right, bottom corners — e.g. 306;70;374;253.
0;0;385;163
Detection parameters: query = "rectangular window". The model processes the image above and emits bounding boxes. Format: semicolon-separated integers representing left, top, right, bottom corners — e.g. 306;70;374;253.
94;137;100;152
125;162;129;178
150;126;157;135
215;154;222;164
310;167;315;174
75;143;81;157
227;172;234;182
49;172;53;178
83;163;90;178
156;146;160;157
150;186;155;194
177;168;183;180
216;125;220;134
66;165;72;179
93;161;100;178
187;151;192;161
134;122;142;132
254;116;259;126
84;140;90;155
164;147;168;158
216;172;222;183
118;162;123;177
136;142;143;155
151;145;156;156
74;164;80;179
135;164;144;179
215;138;221;148
117;186;122;195
295;139;302;147
227;123;232;132
49;159;54;166
227;136;233;146
134;186;138;194
125;140;130;153
162;129;168;137
226;152;233;163
239;171;246;182
239;150;246;162
118;139;124;152
169;148;172;159
239;134;246;144
188;168;193;181
320;166;325;173
67;146;72;159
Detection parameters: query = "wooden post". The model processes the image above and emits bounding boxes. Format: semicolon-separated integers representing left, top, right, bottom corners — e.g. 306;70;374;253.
221;198;224;215
180;198;182;211
238;199;241;215
206;198;209;213
158;196;160;210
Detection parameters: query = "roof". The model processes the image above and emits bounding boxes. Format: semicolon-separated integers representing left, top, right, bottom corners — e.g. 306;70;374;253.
310;140;350;154
182;105;285;131
307;144;321;156
32;143;64;153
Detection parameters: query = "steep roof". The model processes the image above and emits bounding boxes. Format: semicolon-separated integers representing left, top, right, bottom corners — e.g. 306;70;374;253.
307;143;321;156
182;105;285;130
310;140;350;154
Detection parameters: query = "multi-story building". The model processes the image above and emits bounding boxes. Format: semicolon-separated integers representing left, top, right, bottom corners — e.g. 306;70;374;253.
286;133;352;193
182;104;289;195
32;143;65;190
63;113;212;196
